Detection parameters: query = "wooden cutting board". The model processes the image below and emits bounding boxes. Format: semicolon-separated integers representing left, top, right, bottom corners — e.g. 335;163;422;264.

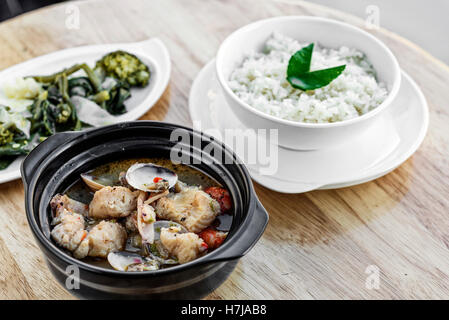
0;0;448;299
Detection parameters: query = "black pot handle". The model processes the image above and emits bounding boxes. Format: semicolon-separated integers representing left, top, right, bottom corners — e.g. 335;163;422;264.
21;131;82;186
204;198;269;263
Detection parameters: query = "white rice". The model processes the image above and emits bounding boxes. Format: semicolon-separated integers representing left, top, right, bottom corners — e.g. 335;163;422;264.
228;32;388;123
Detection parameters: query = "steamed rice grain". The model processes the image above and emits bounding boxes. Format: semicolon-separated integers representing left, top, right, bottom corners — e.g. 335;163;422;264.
228;32;388;123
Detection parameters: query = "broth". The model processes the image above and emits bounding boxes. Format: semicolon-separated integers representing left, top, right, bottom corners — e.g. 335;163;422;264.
58;158;233;271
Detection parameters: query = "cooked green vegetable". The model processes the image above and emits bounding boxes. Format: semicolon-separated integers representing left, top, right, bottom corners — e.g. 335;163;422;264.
0;50;150;170
68;77;95;97
29;74;82;137
0;138;31;156
0;124;14;145
0;115;35;168
95;51;150;87
287;43;346;91
100;80;130;115
0;156;16;170
33;63;102;93
92;90;110;104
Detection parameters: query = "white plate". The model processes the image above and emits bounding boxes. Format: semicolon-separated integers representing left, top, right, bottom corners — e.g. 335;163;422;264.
0;38;171;184
189;59;429;193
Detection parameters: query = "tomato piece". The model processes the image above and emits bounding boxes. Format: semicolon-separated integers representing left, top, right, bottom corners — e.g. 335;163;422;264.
199;227;227;250
204;187;232;213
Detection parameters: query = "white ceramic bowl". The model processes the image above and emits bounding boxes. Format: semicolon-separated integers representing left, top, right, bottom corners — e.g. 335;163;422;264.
215;16;401;150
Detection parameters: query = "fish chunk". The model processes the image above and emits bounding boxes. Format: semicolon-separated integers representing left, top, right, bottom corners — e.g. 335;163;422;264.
51;208;87;252
78;220;127;258
155;187;220;233
51;210;126;259
50;193;89;218
89;186;138;219
160;227;207;264
50;193;127;259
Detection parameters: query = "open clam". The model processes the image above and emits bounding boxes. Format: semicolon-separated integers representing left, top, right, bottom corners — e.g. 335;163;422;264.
136;191;169;244
80;171;115;191
81;162;178;192
107;251;145;271
107;251;160;271
126;163;178;192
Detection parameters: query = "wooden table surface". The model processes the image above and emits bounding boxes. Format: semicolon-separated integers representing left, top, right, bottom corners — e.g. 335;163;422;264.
0;0;449;300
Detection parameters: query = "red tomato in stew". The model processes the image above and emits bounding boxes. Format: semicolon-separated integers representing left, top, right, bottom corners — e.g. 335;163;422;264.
199;228;227;250
204;187;232;213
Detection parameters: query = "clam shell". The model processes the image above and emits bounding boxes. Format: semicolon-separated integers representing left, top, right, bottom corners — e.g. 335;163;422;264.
153;220;187;241
80;173;106;191
126;163;178;192
107;251;145;271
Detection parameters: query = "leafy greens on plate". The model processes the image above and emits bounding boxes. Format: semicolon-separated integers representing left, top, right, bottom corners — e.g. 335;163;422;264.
0;50;150;170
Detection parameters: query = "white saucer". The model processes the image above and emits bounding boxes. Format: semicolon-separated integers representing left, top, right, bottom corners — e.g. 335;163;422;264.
189;60;429;193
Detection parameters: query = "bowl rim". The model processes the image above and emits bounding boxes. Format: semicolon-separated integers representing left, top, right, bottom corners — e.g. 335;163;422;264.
215;15;402;128
23;121;260;277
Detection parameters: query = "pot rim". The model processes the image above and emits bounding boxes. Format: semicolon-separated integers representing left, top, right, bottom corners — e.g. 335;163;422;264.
22;121;264;277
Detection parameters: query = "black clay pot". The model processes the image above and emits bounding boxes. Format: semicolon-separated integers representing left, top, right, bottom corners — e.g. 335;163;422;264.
21;121;269;299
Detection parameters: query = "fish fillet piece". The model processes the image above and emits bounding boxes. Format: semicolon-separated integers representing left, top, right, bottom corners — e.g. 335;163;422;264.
51;208;87;252
50;193;89;217
155;187;220;233
160;227;207;264
77;220;127;258
89;186;138;219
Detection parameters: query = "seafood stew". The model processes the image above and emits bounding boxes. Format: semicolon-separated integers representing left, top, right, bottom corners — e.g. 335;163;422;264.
49;158;233;272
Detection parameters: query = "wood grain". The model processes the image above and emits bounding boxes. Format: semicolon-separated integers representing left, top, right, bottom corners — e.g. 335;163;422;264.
0;0;448;299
